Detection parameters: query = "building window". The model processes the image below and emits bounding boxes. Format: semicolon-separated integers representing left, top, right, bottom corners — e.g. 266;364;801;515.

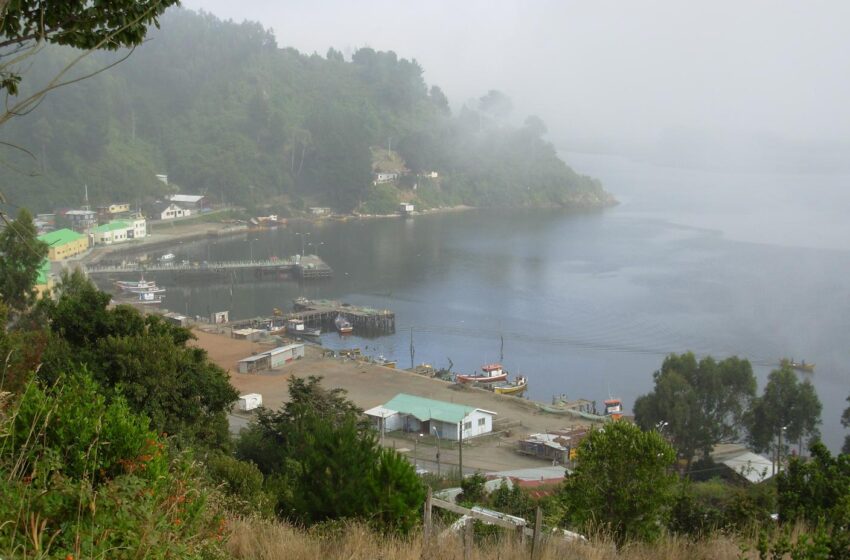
464;421;472;430
478;418;485;427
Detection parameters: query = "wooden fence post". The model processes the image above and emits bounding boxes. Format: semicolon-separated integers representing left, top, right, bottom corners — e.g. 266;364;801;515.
422;487;432;558
531;506;543;560
464;516;474;560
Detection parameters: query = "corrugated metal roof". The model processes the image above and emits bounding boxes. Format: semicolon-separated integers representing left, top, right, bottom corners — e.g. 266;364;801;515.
237;354;269;363
722;452;775;483
38;228;84;246
382;393;495;424
168;194;205;203
92;221;130;233
267;344;304;355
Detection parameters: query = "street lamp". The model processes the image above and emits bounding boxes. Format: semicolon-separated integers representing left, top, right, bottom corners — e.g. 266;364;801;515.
294;232;311;257
307;241;325;256
431;425;441;477
413;433;423;469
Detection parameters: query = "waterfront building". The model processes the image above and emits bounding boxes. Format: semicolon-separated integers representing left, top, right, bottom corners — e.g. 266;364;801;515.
39;228;89;261
365;393;496;441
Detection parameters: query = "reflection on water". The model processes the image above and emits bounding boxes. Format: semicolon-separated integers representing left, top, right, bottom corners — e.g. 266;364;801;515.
109;156;850;451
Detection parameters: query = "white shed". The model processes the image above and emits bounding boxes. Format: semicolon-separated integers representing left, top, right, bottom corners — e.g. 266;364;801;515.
237;393;263;411
365;393;496;441
267;343;305;368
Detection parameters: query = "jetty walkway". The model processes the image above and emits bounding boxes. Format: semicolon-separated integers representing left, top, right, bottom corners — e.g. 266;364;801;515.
84;254;333;280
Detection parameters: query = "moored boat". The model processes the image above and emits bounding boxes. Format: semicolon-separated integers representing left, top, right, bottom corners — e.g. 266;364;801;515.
603;398;624;421
130;292;164;305
456;363;509;384
782;358;815;373
159;253;176;262
334;314;353;334
493;375;528;395
286;318;321;338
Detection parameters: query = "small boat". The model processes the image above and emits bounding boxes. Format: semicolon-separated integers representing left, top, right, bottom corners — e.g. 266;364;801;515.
782;358;815;373
132;292;164;305
493;375;528;395
125;285;166;294
334;315;353;334
456;363;509;384
603;398;624;421
115;277;154;290
376;355;397;369
159;253;176;262
286;318;321;338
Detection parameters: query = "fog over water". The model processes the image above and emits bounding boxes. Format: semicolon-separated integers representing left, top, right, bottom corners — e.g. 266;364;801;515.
163;2;850;448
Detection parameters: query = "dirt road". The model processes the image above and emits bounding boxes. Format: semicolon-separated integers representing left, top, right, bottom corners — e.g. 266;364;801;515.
192;328;590;472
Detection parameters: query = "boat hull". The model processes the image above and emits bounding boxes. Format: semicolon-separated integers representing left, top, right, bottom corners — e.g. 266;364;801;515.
456;373;508;383
494;381;528;394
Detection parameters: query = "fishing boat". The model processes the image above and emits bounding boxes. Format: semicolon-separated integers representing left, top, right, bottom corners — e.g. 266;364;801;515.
782;358;815;373
286;318;321;338
125;284;166;294
603;398;624;421
133;292;164;305
334;314;353;334
159;253;176;262
493;375;528;395
115;277;155;290
456;363;509;384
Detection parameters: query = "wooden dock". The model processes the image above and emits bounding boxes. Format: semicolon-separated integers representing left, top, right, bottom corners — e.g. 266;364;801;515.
290;298;395;335
84;254;332;281
231;298;396;337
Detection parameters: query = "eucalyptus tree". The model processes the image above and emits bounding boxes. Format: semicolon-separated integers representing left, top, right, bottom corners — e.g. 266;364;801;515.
634;352;756;468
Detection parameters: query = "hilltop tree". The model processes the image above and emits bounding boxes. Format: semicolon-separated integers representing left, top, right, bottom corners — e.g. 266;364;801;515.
0;208;48;315
634;353;756;468
559;421;676;545
0;0;179;127
747;366;822;460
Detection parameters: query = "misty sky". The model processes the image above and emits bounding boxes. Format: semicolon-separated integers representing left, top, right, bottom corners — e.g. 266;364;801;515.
183;1;850;170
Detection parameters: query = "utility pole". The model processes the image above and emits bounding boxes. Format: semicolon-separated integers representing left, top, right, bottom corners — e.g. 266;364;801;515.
458;424;463;480
409;327;415;369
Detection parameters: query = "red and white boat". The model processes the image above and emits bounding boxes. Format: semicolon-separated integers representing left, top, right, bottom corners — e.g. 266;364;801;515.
456;363;509;384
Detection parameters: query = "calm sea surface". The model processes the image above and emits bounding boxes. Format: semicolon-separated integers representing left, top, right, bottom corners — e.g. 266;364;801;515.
135;153;850;451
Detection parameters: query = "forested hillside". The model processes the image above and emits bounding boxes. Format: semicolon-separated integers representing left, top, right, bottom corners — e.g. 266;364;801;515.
0;9;613;214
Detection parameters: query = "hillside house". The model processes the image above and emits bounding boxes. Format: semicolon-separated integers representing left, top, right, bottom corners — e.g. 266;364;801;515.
154;202;191;220
365;393;496;441
62;209;97;232
374;172;399;184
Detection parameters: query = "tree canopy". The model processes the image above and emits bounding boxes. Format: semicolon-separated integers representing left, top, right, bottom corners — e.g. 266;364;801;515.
0;8;611;213
634;352;756;467
0;208;48;314
559;421;677;546
747;365;822;458
237;376;424;533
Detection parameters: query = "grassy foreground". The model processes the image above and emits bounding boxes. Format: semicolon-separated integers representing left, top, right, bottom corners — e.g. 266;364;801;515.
225;518;750;560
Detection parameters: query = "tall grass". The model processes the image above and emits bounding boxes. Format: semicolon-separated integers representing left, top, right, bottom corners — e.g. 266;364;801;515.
226;517;751;560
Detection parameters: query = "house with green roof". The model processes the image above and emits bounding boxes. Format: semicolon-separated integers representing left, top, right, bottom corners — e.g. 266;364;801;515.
34;259;54;297
91;220;131;245
365;393;496;441
38;228;89;260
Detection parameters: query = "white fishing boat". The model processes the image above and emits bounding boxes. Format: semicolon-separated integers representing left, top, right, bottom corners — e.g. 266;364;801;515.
159;253;176;262
334;315;353;334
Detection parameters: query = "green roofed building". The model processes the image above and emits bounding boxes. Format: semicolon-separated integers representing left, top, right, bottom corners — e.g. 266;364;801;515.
38;228;89;261
365;393;496;441
35;259;54;297
91;220;131;245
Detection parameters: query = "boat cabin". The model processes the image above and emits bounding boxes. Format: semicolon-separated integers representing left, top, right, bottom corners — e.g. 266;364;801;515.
287;319;305;332
481;364;504;378
603;399;623;420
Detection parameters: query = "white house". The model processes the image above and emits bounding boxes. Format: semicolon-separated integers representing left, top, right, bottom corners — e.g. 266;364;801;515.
129;214;147;239
374;172;399;184
365;393;496;441
91;221;131;245
237;393;263;411
158;203;191;220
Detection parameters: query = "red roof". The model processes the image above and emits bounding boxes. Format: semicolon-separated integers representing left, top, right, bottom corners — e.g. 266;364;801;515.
604;399;622;405
482;363;503;372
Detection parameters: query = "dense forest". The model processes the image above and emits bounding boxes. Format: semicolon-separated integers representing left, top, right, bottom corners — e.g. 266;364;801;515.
0;9;613;214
